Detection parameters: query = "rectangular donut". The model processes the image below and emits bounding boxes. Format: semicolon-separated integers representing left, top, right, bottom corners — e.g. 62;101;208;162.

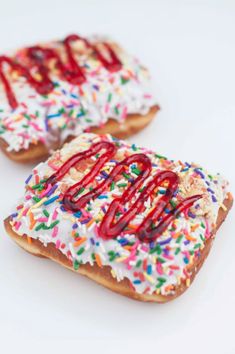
4;133;233;302
0;34;158;163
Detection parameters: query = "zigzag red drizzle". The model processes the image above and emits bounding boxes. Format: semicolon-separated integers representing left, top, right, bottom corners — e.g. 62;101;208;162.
45;141;202;243
0;34;122;110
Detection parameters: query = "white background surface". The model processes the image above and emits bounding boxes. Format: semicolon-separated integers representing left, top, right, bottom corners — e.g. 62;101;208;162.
0;0;234;352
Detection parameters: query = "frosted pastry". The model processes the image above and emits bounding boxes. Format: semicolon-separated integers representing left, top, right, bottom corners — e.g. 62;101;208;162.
0;34;158;163
4;133;232;302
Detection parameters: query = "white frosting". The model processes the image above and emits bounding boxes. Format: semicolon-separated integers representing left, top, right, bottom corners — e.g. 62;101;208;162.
9;134;230;296
0;38;157;152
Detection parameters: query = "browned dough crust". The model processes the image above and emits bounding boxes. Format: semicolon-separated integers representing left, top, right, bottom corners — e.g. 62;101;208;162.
0;105;159;164
4;193;233;302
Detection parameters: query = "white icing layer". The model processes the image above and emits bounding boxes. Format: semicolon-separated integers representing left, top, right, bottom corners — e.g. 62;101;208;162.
9;133;229;296
0;38;156;152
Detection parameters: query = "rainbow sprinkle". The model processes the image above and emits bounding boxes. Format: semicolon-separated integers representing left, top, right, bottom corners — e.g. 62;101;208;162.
0;36;156;153
9;133;229;296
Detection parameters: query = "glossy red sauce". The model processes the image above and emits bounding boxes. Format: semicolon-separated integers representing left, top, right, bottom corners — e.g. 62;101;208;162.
45;141;202;243
0;34;122;110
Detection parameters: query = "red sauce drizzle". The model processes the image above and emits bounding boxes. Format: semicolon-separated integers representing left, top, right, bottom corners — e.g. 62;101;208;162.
46;141;202;243
0;34;122;110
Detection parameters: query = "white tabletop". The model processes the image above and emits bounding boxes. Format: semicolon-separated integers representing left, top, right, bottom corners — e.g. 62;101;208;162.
0;0;234;352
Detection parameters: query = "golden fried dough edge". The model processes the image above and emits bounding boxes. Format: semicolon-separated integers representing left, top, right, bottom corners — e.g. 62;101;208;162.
0;106;159;164
4;193;233;302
